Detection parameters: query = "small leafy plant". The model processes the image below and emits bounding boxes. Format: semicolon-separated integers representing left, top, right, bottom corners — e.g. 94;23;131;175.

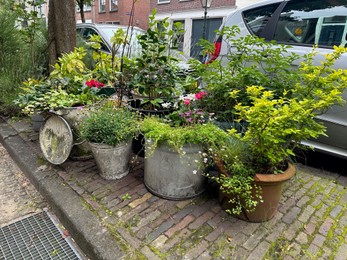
81;101;140;146
129;9;186;109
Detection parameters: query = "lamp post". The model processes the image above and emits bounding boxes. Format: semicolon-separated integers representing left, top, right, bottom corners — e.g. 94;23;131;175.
200;0;213;40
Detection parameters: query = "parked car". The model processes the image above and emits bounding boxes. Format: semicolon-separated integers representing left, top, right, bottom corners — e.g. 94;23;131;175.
206;0;347;158
76;23;143;57
76;23;192;71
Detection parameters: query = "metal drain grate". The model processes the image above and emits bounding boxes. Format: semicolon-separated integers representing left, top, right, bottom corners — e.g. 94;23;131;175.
0;212;82;260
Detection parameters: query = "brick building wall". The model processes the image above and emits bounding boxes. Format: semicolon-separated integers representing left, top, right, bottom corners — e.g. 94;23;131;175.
152;0;235;12
76;0;150;30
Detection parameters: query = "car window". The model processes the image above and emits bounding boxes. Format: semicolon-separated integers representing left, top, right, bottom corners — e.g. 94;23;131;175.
243;3;282;37
79;27;110;52
273;0;347;48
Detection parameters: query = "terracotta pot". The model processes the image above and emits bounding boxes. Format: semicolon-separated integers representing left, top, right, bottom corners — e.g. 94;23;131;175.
218;162;296;222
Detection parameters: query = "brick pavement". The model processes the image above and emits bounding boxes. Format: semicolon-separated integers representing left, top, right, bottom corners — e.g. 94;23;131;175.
5;118;347;259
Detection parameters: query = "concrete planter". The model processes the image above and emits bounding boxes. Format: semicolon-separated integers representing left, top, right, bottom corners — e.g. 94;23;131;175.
89;142;132;180
144;141;207;200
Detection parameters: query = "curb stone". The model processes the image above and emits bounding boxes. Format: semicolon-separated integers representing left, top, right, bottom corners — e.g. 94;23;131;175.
0;117;124;260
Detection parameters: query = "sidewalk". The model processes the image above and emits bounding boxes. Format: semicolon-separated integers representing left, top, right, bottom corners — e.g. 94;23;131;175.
1;116;347;260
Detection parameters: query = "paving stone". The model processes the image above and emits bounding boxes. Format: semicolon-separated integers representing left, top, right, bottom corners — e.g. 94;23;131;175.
283;220;303;241
136;226;152;240
151;234;168;248
307;243;320;257
319;218;334;236
205;221;233;242
320;246;333;259
176;200;192;209
278;197;296;214
298;205;315;223
189;211;215;230
330;205;343;218
335;243;347;260
116;227;142;249
165;215;195;237
161;228;192;253
128;192;152;208
243;227;268;251
133;209;161;232
265;223;286;243
287;242;302;258
183;240;209;259
207;211;224;229
304;223;317;236
315;204;329;218
148;219;175;242
283;206;301;224
141;246;161;260
312;233;326;247
297;195;310;207
295;231;308;244
246;241;270;260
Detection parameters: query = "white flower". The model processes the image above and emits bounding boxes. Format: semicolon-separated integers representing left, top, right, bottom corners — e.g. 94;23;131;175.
194;160;199;163
204;158;208;163
192;170;197;175
161;102;171;108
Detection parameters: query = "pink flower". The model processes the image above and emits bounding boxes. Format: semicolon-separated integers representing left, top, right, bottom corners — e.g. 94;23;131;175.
184;99;191;105
195;91;207;100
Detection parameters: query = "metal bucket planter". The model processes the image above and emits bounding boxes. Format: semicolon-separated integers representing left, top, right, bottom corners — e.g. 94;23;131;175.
31;113;45;132
144;141;207;200
55;107;92;160
89;142;132;180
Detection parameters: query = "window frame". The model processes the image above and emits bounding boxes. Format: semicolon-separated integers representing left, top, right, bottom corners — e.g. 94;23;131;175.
157;0;170;4
110;0;118;11
99;0;106;13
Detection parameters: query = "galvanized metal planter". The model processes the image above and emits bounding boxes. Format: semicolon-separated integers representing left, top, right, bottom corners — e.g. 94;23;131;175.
89;142;132;180
144;141;207;200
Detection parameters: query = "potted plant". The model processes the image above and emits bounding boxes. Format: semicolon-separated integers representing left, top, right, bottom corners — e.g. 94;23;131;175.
208;45;347;222
141;91;229;200
191;25;300;126
80;101;140;180
14;78;50;131
129;10;187;112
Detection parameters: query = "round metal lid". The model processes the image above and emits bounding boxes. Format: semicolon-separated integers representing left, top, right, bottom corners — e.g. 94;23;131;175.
39;115;74;165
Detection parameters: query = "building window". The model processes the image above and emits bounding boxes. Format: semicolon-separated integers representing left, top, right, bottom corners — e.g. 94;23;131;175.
110;0;118;11
99;0;106;12
76;4;92;12
158;0;170;4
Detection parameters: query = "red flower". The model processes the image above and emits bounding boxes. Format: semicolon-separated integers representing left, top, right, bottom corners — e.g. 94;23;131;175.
195;91;207;100
86;79;105;88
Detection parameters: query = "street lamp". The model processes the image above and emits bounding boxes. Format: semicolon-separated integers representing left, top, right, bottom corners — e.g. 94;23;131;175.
200;0;213;40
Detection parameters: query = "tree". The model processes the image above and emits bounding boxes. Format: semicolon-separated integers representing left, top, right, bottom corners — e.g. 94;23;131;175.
76;0;94;23
48;0;76;70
